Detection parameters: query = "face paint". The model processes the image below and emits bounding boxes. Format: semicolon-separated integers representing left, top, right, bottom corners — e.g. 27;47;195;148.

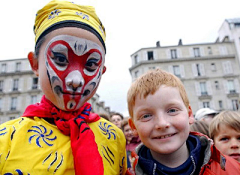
44;35;105;111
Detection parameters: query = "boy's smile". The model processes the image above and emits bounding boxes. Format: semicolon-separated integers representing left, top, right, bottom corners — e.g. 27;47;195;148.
129;85;193;167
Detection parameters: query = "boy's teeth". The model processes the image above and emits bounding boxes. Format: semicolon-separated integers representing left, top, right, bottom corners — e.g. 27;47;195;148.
159;134;172;139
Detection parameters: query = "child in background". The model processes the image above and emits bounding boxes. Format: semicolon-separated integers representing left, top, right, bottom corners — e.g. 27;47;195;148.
110;112;124;128
127;69;240;174
190;120;210;138
209;110;240;163
0;0;127;174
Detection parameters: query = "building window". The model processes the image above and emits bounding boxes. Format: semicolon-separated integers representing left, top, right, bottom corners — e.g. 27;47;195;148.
134;55;138;64
0;98;2;111
134;70;139;78
200;82;208;95
232;99;239;111
219;100;223;109
9;116;16;120
149;66;155;70
32;78;38;89
13;79;19;91
211;63;216;71
203;101;210;108
215;81;219;90
147;51;154;60
31;95;37;104
208;47;212;54
10;97;17;111
170;49;177;59
193;48;200;57
1;63;6;73
227;80;235;94
0;80;3;92
16;62;21;72
173;65;181;78
196;64;202;76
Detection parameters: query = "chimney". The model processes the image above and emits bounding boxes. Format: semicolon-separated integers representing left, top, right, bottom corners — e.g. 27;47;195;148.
156;41;160;47
178;39;182;45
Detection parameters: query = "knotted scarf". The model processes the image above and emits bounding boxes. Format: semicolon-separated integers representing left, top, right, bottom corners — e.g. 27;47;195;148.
23;95;104;175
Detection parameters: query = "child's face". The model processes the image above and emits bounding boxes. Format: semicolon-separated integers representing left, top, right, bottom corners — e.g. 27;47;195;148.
123;124;133;142
214;124;240;162
129;85;193;159
110;115;122;128
35;27;106;111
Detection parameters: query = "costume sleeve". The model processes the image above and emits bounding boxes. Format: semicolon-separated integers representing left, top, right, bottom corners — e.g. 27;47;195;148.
117;129;127;175
0;121;14;171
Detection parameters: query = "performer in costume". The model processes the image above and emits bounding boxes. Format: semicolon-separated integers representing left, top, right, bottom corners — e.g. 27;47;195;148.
0;0;127;174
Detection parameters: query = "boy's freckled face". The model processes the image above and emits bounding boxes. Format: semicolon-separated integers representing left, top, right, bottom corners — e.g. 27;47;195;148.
214;124;240;162
38;28;105;111
131;85;191;158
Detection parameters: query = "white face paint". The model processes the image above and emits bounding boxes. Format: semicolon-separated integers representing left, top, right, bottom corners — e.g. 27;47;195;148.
44;35;105;111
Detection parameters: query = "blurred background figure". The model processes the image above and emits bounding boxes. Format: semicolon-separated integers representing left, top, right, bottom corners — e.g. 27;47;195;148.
209;110;240;162
190;120;210;137
110;112;124;128
98;113;110;121
121;117;141;158
195;108;219;125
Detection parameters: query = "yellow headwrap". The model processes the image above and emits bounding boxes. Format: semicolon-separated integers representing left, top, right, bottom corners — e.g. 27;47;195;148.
34;0;106;52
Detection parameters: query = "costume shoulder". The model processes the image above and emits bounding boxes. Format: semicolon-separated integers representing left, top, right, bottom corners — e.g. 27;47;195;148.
89;116;127;175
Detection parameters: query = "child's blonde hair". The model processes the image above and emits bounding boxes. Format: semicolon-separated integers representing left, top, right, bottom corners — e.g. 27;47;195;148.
209;110;240;139
127;69;190;118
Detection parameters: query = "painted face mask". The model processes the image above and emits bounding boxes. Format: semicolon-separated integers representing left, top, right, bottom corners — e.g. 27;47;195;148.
44;35;105;111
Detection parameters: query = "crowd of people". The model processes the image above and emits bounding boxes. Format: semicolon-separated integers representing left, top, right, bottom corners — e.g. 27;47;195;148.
0;0;239;174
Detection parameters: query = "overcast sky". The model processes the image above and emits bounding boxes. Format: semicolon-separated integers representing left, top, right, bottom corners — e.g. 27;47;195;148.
0;0;239;116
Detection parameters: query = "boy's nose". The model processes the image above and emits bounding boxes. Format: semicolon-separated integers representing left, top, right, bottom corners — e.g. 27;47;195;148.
65;70;84;91
230;139;240;149
155;114;170;130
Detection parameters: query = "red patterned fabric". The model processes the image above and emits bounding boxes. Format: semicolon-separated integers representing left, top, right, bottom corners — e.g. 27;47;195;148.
23;95;103;175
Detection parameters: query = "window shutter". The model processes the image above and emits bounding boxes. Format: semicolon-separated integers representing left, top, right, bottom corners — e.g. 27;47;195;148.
227;99;232;110
210;100;215;109
144;51;148;60
223;80;229;94
200;64;205;76
192;64;197;77
207;81;212;95
189;48;194;57
198;102;203;109
154;50;157;60
177;49;182;58
227;61;233;74
200;47;205;57
195;82;201;96
166;49;171;59
180;65;185;78
234;79;240;93
168;65;173;74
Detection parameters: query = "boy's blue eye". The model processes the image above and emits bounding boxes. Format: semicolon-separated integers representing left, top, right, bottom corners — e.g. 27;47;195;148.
220;137;228;141
51;51;69;67
168;109;177;113
85;58;98;72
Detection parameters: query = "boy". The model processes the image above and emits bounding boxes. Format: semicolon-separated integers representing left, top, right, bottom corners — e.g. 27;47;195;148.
127;69;240;174
209;110;240;162
0;0;127;174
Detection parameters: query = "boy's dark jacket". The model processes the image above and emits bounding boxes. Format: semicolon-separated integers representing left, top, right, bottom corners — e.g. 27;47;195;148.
127;132;240;175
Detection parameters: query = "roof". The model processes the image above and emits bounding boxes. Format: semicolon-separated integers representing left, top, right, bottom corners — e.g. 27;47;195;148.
226;18;240;24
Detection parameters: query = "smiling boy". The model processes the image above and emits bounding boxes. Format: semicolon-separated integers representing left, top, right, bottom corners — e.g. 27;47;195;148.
127;69;240;174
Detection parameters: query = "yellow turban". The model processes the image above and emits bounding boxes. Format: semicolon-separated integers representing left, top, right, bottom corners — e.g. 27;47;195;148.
34;0;106;52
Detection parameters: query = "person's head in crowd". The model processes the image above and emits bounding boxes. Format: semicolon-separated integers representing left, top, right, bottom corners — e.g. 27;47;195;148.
209;110;240;162
128;69;195;168
195;108;218;125
190;120;210;137
110;112;124;128
121;117;134;144
98;113;110;121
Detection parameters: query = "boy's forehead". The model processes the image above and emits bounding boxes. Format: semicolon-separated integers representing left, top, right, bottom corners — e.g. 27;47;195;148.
46;35;104;56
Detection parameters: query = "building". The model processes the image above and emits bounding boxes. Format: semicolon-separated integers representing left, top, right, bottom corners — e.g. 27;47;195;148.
129;18;240;114
0;58;111;124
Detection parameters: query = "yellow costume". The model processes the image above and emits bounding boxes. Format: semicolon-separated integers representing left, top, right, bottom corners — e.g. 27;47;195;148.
0;117;126;174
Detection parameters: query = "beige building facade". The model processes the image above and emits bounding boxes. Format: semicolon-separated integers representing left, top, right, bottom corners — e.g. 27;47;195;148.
0;58;111;124
129;18;240;115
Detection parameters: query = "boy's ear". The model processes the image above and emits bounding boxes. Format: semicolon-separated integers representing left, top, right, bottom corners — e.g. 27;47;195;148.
28;52;39;76
128;118;138;136
102;66;106;75
188;106;195;124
